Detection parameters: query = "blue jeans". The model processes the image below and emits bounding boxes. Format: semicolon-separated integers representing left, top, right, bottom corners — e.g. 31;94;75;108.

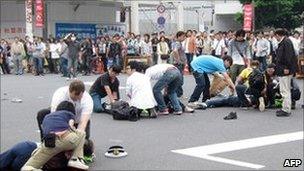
256;56;267;72
68;57;77;78
185;53;193;72
0;141;37;170
60;57;68;76
189;71;210;102
13;54;23;75
153;69;183;112
174;63;185;97
33;57;43;74
90;92;106;113
206;96;241;108
236;84;251;107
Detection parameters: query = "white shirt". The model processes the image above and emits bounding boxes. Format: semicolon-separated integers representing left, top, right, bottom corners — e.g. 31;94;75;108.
145;64;175;80
289;36;301;56
140;41;152;55
213;39;226;56
50;43;61;59
126;72;157;109
183;37;190;53
254;38;269;57
51;86;93;123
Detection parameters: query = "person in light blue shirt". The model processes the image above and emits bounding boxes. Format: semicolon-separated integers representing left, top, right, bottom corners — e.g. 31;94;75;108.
191;55;227;74
188;55;235;106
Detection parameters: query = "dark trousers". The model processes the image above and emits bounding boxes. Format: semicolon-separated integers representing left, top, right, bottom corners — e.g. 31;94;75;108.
152;52;158;65
206;96;241;108
266;83;276;105
153;69;183;112
81;55;92;74
51;58;59;73
255;56;267;72
36;108;91;141
174;63;185;97
46;56;54;73
0;57;10;74
236;85;251;107
60;57;68;77
33;57;43;75
0;141;37;171
189;71;210;102
186;53;193;72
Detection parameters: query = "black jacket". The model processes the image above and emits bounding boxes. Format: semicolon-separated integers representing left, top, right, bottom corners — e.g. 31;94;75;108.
275;37;298;76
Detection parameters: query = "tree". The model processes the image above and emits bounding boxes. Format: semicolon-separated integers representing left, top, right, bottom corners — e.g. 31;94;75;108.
237;0;304;30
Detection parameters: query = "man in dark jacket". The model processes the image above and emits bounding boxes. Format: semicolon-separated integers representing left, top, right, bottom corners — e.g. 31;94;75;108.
274;29;298;117
64;33;81;79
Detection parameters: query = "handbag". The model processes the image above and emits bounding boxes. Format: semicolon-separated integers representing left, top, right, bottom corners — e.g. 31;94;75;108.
44;133;56;148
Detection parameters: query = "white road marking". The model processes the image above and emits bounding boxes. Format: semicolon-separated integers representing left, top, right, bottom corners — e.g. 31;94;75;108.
84;81;126;89
172;131;303;169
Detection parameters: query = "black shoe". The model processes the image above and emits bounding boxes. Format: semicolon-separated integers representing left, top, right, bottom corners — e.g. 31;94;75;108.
224;112;237;120
149;108;157;118
291;101;296;110
266;104;276;109
276;110;291;117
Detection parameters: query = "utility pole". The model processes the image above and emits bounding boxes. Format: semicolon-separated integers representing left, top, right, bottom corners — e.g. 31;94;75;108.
42;0;48;40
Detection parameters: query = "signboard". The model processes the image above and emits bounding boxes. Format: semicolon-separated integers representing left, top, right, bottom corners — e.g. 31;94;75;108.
157;16;166;25
157;4;166;14
0;22;26;39
55;23;97;39
25;0;33;39
35;0;44;27
243;4;253;31
96;24;126;37
55;23;125;38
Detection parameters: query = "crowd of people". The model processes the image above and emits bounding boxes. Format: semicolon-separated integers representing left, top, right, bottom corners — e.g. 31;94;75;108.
0;27;303;170
1;28;302;77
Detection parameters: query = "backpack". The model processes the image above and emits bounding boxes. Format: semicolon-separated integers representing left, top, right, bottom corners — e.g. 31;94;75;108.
248;68;265;91
111;101;139;121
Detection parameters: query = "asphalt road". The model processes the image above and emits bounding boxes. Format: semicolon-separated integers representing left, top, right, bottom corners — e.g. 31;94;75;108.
1;73;303;170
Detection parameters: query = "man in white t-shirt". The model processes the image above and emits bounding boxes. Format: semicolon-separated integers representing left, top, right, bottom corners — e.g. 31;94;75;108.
37;80;93;140
49;40;61;74
145;64;183;115
212;32;226;58
126;61;157;118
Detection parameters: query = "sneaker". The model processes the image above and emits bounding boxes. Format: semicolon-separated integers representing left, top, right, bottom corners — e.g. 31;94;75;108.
184;106;195;113
83;153;96;164
158;109;169;115
21;166;42;171
291;101;296;110
188;101;205;109
258;97;265;112
201;103;208;110
68;157;89;170
173;110;183;115
276;110;291;117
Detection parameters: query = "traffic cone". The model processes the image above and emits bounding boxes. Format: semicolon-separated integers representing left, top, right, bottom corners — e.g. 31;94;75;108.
183;64;190;75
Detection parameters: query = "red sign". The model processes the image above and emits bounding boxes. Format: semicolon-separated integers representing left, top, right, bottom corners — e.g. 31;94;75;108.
243;4;253;31
35;0;44;27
